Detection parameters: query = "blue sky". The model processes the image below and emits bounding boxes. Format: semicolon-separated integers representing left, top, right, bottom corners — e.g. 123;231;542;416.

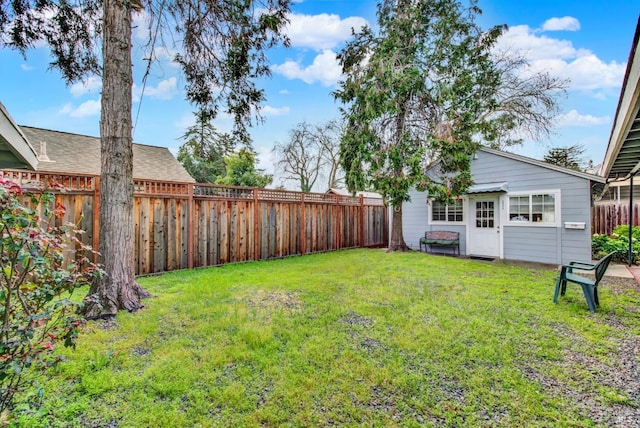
0;0;638;188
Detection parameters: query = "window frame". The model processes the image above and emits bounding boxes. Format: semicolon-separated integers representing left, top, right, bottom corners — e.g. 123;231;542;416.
506;190;561;227
430;197;466;224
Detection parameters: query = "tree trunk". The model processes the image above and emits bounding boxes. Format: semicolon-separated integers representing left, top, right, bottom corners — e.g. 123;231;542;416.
388;203;409;251
83;0;149;319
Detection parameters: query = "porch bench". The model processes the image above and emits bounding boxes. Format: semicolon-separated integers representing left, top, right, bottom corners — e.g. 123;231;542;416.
419;231;460;256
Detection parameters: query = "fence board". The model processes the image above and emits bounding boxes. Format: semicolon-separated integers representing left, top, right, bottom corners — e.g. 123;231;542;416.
592;203;640;235
2;170;388;274
153;199;165;273
138;198;151;275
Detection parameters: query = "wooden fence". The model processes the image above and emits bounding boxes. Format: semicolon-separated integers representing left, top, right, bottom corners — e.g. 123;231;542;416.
592;203;639;235
2;170;388;275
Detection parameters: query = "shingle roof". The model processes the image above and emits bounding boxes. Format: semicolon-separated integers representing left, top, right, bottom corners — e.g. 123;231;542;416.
20;126;195;182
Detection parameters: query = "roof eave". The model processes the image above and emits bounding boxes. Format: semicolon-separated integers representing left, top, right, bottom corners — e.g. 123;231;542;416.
0;102;38;170
600;16;640;179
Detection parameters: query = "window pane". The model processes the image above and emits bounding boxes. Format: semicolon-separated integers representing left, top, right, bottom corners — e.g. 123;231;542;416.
532;194;555;222
447;200;463;222
433;199;463;222
432;201;446;221
509;196;530;221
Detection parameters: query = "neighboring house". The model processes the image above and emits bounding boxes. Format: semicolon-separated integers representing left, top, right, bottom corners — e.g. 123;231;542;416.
0;102;38;170
597;178;640;206
398;147;605;265
19;126;194;182
0;101;194;182
326;188;383;199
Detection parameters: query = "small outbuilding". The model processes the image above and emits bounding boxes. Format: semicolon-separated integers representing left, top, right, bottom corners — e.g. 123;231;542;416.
399;147;604;265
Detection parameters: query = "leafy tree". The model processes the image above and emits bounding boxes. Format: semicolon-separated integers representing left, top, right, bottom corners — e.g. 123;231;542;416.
178;111;235;183
334;0;504;251
273;120;343;192
1;0;291;318
216;148;273;188
0;178;99;414
479;51;567;150
543;144;588;171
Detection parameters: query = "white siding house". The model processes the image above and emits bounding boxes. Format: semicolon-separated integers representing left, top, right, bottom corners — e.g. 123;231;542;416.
398;147;605;265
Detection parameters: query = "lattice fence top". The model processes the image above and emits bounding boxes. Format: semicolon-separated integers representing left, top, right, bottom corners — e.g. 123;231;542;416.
0;170;96;193
134;180;190;196
1;169;385;206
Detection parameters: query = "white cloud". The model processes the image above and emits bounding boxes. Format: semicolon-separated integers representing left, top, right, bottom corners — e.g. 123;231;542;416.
286;13;367;50
555;109;610;127
256;144;276;172
133;77;178;101
272;49;342;86
497;25;584;60
496;24;625;91
541;16;580;32
59;100;101;118
70;76;102;97
132;10;151;42
21;64;34;71
261;105;290;117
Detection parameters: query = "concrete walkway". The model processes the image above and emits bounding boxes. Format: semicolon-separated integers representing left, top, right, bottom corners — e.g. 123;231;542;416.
606;263;635;279
604;263;640;286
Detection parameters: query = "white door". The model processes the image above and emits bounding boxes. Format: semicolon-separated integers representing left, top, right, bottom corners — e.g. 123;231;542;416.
467;197;501;258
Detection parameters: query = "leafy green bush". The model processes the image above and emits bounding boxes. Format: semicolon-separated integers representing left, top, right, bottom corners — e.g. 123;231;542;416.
0;178;100;418
592;225;640;262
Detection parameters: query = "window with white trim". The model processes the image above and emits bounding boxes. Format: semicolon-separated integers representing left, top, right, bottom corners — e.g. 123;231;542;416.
508;193;557;224
431;199;464;222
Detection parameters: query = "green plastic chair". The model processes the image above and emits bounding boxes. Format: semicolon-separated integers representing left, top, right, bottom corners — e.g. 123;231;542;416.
553;252;615;312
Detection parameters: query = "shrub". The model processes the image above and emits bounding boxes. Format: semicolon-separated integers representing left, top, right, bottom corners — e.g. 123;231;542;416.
592;225;640;262
0;178;100;418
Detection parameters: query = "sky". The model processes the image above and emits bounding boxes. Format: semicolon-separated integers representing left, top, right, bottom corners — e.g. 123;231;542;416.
0;0;638;189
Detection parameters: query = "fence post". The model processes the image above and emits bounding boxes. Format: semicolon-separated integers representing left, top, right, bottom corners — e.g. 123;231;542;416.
336;195;341;249
93;175;100;264
253;188;259;261
188;183;194;269
301;193;306;255
360;194;365;248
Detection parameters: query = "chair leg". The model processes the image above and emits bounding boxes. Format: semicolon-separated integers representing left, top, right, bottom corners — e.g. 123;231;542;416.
593;286;599;306
553;276;562;303
560;280;567;296
580;285;597;313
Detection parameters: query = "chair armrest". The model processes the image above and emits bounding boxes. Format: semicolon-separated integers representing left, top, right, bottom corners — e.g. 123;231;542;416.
558;264;593;276
567;261;597;270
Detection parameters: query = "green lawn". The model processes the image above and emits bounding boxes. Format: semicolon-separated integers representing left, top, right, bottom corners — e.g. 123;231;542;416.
13;249;640;427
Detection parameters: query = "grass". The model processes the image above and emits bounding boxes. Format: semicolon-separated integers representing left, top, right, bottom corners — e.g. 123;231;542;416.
12;249;640;427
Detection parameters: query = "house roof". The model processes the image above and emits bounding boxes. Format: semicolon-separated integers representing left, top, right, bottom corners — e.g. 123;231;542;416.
20;126;195;182
600;15;640;179
0;102;38;170
479;147;605;183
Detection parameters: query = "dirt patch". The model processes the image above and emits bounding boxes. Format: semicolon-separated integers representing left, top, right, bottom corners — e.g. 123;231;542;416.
244;290;304;313
340;312;374;328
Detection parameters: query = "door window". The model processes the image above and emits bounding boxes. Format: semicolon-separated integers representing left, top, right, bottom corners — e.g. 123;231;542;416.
475;201;495;228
